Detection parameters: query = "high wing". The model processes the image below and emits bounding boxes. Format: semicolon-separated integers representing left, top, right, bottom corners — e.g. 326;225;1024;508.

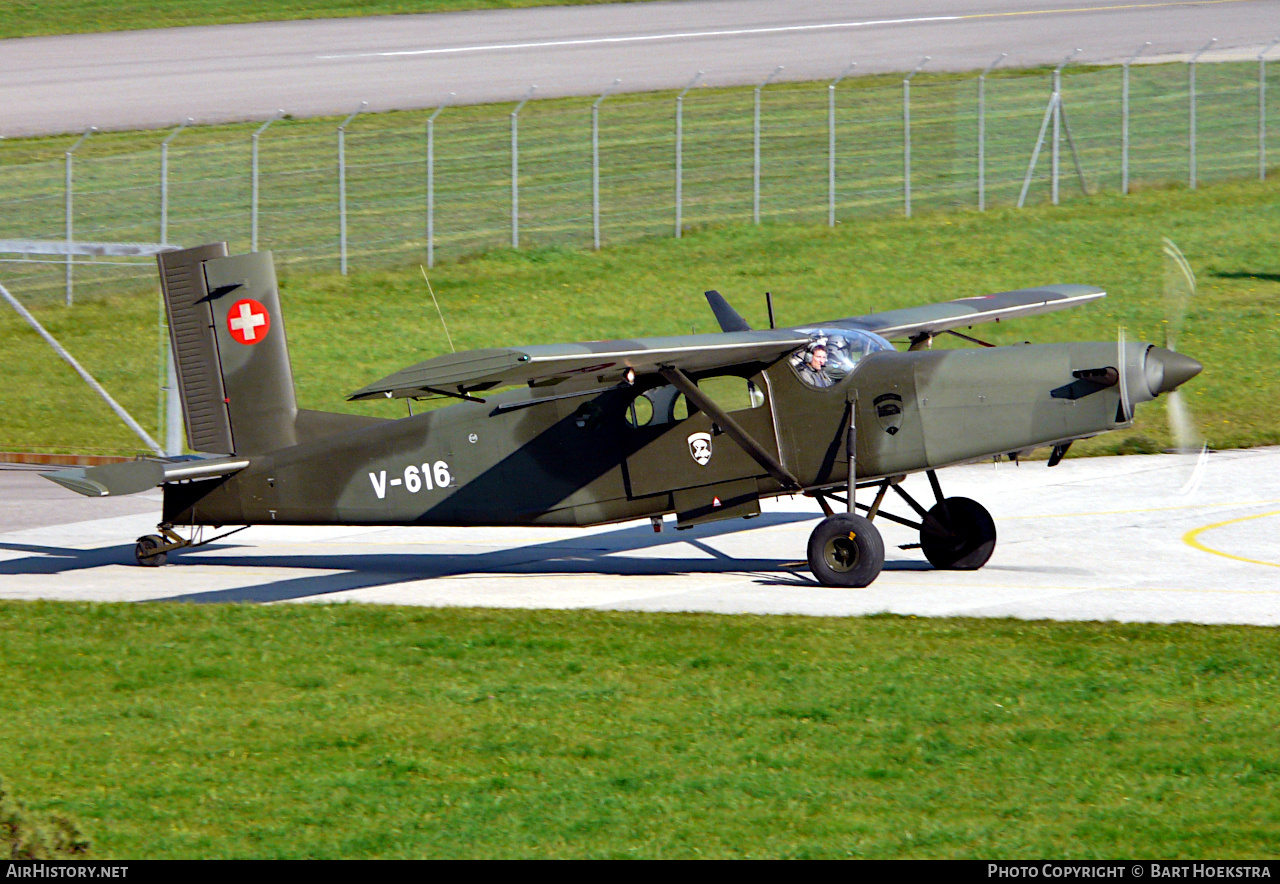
352;284;1105;401
826;284;1105;340
350;329;810;401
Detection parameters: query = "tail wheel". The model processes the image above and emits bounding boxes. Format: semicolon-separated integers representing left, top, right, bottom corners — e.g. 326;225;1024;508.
920;497;996;570
135;534;168;567
807;513;885;588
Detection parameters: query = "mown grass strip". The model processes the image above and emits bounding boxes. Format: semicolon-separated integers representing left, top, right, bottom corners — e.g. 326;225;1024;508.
2;602;1278;858
0;1;656;41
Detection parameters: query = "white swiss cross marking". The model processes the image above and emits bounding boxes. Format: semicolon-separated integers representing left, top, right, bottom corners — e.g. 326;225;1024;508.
227;299;270;345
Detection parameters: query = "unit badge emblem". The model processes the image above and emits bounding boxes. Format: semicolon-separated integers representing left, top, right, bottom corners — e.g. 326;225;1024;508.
687;432;713;466
874;393;904;436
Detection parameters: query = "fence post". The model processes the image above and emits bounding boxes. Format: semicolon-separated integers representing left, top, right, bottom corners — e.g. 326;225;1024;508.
903;57;929;218
978;53;1006;211
753;66;784;224
1259;38;1280;180
251;110;284;252
64;127;95;307
1188;39;1217;191
160;118;192;246
592;79;622;251
1052;71;1061;205
675;71;703;238
1122;42;1151;195
1052;51;1081;207
337;101;366;275
426;94;454;269
828;62;856;227
511;86;536;249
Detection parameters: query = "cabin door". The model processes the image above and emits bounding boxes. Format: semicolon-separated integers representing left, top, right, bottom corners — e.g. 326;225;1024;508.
624;373;780;498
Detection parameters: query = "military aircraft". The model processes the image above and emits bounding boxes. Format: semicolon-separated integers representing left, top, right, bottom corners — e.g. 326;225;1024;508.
45;242;1202;587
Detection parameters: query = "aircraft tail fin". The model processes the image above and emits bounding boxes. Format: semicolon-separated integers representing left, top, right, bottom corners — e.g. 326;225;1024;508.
157;244;298;455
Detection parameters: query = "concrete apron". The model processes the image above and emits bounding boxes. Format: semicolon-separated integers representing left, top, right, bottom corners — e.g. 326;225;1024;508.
0;447;1277;625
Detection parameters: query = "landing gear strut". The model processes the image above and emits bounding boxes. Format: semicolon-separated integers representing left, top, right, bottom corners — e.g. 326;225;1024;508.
806;395;886;587
806;469;997;585
134;525;188;567
892;471;998;571
133;523;249;567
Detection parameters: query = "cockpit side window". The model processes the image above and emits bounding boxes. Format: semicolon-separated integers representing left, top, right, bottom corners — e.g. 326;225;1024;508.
790;327;894;390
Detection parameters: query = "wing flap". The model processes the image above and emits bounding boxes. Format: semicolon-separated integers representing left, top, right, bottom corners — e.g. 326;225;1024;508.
829;284;1105;340
350;330;808;401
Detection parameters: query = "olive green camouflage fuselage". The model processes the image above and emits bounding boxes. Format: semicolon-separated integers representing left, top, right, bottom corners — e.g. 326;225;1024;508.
163;341;1134;530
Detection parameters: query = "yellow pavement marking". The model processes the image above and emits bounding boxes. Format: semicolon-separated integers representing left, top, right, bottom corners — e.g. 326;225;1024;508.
1182;511;1280;568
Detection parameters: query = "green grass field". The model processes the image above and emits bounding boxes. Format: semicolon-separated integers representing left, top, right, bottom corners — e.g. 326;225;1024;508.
3;175;1278;456
2;602;1278;858
0;1;653;40
5;60;1262;284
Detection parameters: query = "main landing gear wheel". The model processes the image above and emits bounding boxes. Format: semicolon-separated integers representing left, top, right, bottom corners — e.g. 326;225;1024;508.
919;497;996;571
135;534;168;567
807;513;885;588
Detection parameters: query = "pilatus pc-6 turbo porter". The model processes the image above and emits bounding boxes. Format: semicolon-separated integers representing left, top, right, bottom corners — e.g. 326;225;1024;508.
46;243;1203;587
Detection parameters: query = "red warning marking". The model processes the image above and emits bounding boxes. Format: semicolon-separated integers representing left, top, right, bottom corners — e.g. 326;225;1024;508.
227;299;270;345
712;497;722;507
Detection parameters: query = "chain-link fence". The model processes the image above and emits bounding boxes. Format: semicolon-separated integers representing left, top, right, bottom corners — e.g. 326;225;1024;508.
2;57;1277;305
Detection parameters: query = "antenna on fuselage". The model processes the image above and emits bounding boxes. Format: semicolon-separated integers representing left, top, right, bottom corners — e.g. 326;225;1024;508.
419;265;456;353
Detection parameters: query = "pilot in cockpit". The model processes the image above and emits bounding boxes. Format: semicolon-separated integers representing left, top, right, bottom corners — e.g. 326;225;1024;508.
791;328;894;389
795;343;833;388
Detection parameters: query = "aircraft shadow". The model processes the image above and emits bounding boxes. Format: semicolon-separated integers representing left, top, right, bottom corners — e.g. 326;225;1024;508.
0;541;133;574
1209;270;1280;283
753;559;935;587
3;511;927;604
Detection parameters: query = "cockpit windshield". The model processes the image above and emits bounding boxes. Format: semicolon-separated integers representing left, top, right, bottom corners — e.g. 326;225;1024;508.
789;327;894;389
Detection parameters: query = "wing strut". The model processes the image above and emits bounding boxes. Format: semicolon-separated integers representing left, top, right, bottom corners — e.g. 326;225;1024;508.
658;365;801;491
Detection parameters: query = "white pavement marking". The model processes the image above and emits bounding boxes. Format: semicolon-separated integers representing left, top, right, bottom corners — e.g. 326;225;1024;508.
316;16;963;60
2;447;1278;624
3;0;1278;136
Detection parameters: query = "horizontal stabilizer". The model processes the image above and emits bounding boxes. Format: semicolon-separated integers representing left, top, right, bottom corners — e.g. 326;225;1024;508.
830;285;1106;340
44;456;250;498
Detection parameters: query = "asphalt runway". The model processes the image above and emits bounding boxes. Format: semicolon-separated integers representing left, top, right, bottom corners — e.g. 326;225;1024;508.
1;446;1276;624
2;0;1278;136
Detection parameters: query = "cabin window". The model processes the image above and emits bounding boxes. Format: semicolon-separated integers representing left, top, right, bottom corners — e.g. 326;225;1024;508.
790;328;894;389
698;375;764;413
628;395;654;427
627;385;687;428
626;376;761;429
672;392;689;421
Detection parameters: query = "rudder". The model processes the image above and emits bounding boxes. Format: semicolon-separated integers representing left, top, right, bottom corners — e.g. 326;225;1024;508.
158;244;298;455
